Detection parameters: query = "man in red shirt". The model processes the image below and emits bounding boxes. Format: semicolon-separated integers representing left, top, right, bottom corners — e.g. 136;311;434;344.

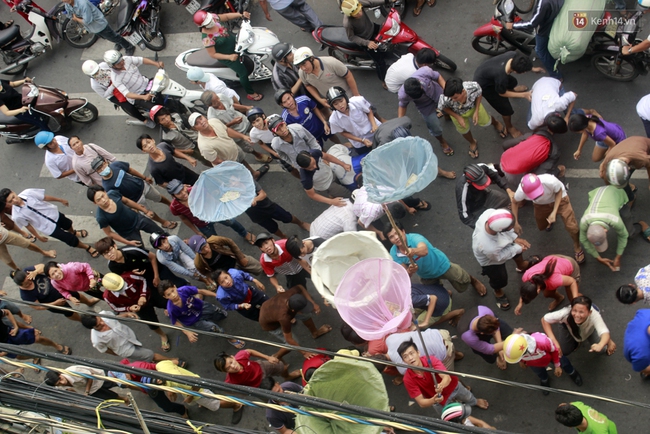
256;233;310;293
398;339;488;414
213;349;300;387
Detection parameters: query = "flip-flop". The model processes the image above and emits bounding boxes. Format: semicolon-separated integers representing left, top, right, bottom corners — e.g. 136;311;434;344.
245;233;256;245
57;345;72;355
415;200;431;211
161;339;171;352
162;221;178;229
413;5;423;16
85;246;99;258
246;93;263;101
256;164;270;180
228;339;246;349
495;294;510;311
427;0;436;6
574;249;585;264
496;126;508;138
76;229;88;238
313;324;332;339
442;147;454;156
469;144;479;159
177;358;188;369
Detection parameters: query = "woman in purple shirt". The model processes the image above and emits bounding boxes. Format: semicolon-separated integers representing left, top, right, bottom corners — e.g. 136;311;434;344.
569;110;626;162
456;305;516;370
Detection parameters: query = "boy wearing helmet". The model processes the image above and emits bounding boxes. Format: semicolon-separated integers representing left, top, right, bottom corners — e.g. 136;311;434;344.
259;0;322;32
456;163;512;228
327;86;380;154
512;173;584;264
503;332;562;394
341;0;388;85
271;43;308;97
82;60;150;127
101;271;171;352
295;47;361;107
599;136;650;200
441;402;495;429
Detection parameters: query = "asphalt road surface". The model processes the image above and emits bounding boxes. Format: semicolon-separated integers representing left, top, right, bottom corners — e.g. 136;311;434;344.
1;0;649;432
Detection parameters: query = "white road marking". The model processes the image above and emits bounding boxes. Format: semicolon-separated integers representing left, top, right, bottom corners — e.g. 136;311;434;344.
565;168;647;180
80;32;203;61
40;154;150;178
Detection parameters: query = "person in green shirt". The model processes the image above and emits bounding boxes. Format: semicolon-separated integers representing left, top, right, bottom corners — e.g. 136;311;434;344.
579;185;632;272
555;402;617;433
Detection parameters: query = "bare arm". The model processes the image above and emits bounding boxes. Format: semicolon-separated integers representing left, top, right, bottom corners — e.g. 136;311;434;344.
344;72;360;97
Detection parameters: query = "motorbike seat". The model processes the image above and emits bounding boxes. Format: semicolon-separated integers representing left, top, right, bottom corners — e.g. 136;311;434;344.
0;25;21;48
319;27;364;51
0;112;24;124
187;49;228;68
116;0;136;31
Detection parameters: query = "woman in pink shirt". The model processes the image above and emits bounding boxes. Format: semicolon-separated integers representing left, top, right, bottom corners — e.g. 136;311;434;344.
44;261;103;306
515;255;580;315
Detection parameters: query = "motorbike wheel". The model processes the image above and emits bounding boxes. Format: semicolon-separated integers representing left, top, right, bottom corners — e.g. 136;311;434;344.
69;103;99;123
591;52;639;82
512;0;535;14
0;52;27;75
471;35;510;56
137;21;166;51
328;47;349;65
434;54;457;72
62;18;99;48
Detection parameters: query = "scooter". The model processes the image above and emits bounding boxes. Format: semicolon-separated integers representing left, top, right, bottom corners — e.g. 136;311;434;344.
150;68;205;113
114;0;166;51
174;18;279;86
0;81;99;143
0;0;61;75
60;0;121;49
312;7;457;71
176;0;250;31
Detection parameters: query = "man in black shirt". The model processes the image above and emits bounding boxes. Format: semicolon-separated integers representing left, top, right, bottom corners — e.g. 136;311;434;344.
94;237;187;288
456;164;513;229
245;181;311;239
0;78;49;132
136;134;199;187
13;267;80;322
189;234;263;277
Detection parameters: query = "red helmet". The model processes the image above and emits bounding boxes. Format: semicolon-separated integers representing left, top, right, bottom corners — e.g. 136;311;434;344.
150;105;163;121
193;10;213;27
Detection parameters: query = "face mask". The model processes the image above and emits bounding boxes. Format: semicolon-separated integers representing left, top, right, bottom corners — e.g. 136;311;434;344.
98;167;111;177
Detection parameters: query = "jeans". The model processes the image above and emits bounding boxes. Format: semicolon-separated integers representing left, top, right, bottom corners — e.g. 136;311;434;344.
433;382;477;414
198;218;248;239
190;302;227;332
16;112;50;131
535;33;562;80
642;118;650;138
97;24;134;50
275;0;323;31
529;365;550;382
422;110;444;138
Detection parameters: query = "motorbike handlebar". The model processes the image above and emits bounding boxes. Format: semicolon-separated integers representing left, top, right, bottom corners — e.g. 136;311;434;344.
15;0;33;13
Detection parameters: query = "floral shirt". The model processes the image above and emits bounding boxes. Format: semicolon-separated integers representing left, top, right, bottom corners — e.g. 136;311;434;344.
438;81;483;115
201;15;229;47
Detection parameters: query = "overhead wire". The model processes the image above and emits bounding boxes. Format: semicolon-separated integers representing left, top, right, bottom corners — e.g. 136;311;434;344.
1;295;649;410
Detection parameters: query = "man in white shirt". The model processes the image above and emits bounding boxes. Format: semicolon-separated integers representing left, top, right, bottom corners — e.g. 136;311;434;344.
81;311;184;364
527;77;576;130
637;93;650;138
186;67;240;103
44;365;126;401
309;200;357;240
105;51;163;111
385;48;438;94
34;132;81;183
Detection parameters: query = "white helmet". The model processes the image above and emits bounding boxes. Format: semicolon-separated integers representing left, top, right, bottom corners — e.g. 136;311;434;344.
293;47;314;66
486;208;514;232
606;159;630;187
639;0;650;9
103;49;123;66
82;60;100;77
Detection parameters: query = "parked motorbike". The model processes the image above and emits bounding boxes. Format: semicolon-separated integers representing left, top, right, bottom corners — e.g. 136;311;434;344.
176;0;250;32
60;0;121;49
312;7;457;71
174;17;279;86
0;80;98;143
591;9;650;81
112;0;165;51
151;68;205;114
0;0;61;75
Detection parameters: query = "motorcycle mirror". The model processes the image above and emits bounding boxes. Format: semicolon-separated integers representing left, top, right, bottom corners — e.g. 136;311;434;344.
374;9;381;19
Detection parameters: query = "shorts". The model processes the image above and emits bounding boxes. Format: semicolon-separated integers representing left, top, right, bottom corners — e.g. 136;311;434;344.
285;268;310;289
259;359;286;378
533;196;579;236
421;262;471;293
49;213;80;248
481;76;518;117
7;328;36;346
138;182;163;205
137;303;161;330
245;203;293;234
451;103;492;134
553;254;581;282
481;263;508;290
47;302;76;318
0;230;31;266
127;345;155;362
416;298;452;327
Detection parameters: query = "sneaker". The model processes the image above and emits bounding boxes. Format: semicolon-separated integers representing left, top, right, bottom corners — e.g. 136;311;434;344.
569;370;583;386
144;119;156;129
125;46;136;56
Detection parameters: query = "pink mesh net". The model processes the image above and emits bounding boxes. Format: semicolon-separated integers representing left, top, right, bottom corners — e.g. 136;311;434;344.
334;258;413;341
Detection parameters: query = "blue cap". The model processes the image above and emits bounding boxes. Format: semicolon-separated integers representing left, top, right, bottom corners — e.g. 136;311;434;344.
166;179;184;195
34;131;54;148
188;234;207;253
187;67;207;82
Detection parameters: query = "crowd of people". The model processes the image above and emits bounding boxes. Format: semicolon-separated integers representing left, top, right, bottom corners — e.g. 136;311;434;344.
1;0;650;432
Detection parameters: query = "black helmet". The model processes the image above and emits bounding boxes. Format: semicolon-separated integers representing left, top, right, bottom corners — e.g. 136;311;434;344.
149;232;168;248
326;86;348;106
246;106;265;121
390;126;411;140
274;88;293;106
463;164;491;189
267;114;284;132
271;42;293;62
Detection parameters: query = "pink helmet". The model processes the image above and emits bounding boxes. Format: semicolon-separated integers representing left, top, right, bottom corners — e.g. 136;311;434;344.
193;10;213;27
149;105;163;121
486;209;514;232
521;173;544;200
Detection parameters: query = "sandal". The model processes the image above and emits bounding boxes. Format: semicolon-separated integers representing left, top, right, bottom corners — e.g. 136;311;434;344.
228;339;246;349
495;294;511;311
415;200;431;211
23;233;36;243
244;232;256;245
161;339;171;352
574;248;585;265
496;126;508;138
436;109;444;118
57;345;72;355
246;93;264;101
255;164;270;180
85;246;99;258
545;222;554;232
162;221;178;229
469;143;479;159
427;0;436;6
75;229;88;238
177;358;188;369
413;5;423;16
442;147;454;156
